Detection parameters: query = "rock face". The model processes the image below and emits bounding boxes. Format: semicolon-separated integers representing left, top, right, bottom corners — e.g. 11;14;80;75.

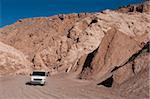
113;42;149;84
0;1;149;98
114;42;149;98
117;1;150;13
79;28;141;79
0;9;149;75
0;42;32;76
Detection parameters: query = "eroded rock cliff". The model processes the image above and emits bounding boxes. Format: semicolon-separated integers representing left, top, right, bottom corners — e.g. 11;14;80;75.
0;1;149;98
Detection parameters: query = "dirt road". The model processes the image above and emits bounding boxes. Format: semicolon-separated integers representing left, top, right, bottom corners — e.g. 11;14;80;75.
0;75;127;99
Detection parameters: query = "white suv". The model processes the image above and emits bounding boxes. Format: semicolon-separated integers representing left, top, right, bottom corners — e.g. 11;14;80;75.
30;71;48;86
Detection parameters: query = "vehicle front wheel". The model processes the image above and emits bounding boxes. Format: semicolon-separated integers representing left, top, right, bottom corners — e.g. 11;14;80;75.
40;82;45;86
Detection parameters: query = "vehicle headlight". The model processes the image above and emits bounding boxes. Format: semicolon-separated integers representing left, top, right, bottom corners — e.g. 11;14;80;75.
31;78;34;81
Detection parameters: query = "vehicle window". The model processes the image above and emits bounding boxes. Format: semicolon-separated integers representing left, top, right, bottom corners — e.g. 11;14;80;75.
32;72;45;76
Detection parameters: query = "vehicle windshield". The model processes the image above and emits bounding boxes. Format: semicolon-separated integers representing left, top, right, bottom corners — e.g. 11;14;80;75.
32;72;45;76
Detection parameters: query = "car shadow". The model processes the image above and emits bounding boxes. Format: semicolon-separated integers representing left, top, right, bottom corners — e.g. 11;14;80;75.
25;81;32;85
25;81;45;86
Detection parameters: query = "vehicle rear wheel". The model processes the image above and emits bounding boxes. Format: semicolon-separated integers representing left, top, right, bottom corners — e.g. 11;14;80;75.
41;84;44;86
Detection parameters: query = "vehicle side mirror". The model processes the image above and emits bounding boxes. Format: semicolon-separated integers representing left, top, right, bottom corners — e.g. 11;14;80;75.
30;73;32;76
46;72;49;76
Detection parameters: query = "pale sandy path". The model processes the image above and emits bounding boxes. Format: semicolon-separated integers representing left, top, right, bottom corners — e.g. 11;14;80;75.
0;75;126;99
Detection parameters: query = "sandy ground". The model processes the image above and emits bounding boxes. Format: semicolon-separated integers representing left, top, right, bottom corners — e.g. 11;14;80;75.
0;74;127;99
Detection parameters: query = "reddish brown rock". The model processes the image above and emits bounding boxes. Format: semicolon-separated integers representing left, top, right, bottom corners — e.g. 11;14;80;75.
117;1;150;13
0;1;149;99
79;28;141;80
0;4;149;98
0;42;32;76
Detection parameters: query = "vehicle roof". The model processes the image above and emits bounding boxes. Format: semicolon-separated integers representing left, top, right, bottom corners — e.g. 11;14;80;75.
32;70;46;72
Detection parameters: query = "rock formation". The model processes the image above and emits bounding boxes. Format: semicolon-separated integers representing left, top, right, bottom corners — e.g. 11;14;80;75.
0;1;149;98
0;9;149;74
0;42;32;76
117;1;150;13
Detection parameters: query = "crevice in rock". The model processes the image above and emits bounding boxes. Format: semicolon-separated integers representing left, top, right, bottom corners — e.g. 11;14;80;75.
136;5;144;13
89;18;98;26
77;14;80;18
129;6;135;12
57;58;61;62
82;47;99;70
29;34;33;37
58;14;64;21
111;41;150;73
67;27;74;38
76;37;79;43
132;62;135;74
78;47;99;79
104;31;116;64
18;19;22;22
97;75;114;87
31;55;36;67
